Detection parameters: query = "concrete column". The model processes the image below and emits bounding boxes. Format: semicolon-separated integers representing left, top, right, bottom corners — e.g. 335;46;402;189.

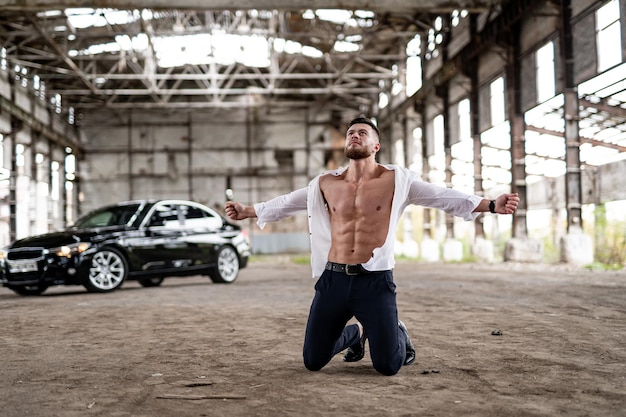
470;73;485;239
443;239;463;262
472;237;494;262
468;15;490;261
437;85;455;241
421;237;440;262
8;120;17;242
127;113;133;201
417;102;433;244
439;17;456;245
559;0;593;265
563;89;582;230
510;115;528;238
503;21;542;263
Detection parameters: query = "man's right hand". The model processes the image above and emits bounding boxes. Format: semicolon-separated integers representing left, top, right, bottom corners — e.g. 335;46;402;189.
225;201;253;221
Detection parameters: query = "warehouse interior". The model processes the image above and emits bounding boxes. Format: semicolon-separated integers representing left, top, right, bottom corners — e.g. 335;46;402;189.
0;0;625;266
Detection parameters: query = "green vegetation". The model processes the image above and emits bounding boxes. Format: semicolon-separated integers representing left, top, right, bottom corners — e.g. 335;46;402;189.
541;235;560;264
290;255;311;265
589;204;625;270
584;262;623;271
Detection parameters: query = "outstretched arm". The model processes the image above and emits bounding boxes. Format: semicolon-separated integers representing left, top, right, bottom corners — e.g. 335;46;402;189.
224;187;308;227
472;193;520;214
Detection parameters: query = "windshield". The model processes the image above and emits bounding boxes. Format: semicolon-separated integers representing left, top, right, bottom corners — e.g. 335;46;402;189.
72;204;142;228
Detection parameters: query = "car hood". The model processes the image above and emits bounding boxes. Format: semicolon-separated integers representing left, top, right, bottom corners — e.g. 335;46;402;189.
9;227;126;249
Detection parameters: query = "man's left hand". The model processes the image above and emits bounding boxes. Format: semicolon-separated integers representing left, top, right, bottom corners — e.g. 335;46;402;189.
495;193;520;214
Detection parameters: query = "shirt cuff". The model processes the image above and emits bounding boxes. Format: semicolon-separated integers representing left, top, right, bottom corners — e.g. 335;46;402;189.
254;202;267;229
466;195;483;221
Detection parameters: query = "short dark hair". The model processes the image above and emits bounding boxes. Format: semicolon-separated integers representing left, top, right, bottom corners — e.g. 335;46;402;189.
348;117;380;138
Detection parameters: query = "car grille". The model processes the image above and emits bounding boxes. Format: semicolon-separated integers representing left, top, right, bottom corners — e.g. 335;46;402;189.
7;248;45;260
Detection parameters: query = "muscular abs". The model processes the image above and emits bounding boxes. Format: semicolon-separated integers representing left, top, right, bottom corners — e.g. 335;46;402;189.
320;168;395;264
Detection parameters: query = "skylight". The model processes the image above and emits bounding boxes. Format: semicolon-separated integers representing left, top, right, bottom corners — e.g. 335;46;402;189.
68;29;330;68
304;9;376;28
65;8;341;68
65;8;137;29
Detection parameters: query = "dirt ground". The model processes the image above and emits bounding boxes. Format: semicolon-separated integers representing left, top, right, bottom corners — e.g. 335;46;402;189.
1;258;625;417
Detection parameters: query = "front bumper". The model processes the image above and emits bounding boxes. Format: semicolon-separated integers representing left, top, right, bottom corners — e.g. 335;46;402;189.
1;252;88;288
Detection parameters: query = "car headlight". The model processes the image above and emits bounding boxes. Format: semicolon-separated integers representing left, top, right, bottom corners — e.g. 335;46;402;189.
0;248;6;261
54;242;92;258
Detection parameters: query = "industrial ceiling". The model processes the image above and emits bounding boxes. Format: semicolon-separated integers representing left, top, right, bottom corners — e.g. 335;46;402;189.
1;0;624;164
0;0;504;120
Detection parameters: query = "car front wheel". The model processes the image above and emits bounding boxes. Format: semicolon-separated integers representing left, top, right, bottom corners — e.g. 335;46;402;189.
84;248;128;293
208;246;239;284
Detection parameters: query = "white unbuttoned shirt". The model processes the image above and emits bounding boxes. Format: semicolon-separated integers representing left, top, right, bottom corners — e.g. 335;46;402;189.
254;164;483;278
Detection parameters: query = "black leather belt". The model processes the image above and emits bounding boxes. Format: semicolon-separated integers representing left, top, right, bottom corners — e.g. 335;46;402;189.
325;262;369;276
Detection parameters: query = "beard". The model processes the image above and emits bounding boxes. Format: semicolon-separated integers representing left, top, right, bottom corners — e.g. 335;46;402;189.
345;145;371;160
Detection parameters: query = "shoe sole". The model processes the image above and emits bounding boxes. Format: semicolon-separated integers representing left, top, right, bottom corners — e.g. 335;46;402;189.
343;329;367;362
398;321;416;366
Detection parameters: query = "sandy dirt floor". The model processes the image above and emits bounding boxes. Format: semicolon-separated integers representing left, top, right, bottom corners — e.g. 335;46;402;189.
1;258;625;417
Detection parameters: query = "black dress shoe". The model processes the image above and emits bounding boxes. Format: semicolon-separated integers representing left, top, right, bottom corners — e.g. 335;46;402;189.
398;320;416;366
343;327;367;362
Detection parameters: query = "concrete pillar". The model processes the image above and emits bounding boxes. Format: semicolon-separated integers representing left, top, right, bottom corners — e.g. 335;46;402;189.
559;0;593;264
468;17;486;243
397;225;419;259
510;115;528;237
560;226;593;266
504;238;544;263
506;34;528;239
421;237;440;262
563;88;583;231
417;102;433;244
443;238;463;262
438;84;455;240
438;17;456;243
472;237;494;262
503;21;542;262
560;1;583;233
8;120;17;242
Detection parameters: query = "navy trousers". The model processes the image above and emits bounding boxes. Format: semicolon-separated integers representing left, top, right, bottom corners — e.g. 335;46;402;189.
302;268;408;376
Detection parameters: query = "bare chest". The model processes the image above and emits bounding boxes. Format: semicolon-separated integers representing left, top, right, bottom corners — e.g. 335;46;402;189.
321;173;394;218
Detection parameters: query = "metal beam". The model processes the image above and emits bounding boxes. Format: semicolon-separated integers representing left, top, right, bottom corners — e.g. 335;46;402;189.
580;97;626;118
39;72;396;81
28;16;98;94
526;125;626;152
0;0;502;13
52;87;383;95
71;99;311;109
0;95;82;154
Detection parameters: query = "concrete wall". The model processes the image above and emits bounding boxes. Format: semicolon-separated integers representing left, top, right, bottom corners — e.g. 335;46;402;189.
79;108;331;210
78;108;338;253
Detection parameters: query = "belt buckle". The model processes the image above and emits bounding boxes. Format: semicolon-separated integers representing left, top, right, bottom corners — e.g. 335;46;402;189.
345;264;361;275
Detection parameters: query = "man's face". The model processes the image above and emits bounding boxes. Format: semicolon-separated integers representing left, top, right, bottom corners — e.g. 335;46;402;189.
344;123;380;160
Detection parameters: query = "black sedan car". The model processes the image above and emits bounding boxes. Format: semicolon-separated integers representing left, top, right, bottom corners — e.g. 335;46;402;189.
0;199;250;296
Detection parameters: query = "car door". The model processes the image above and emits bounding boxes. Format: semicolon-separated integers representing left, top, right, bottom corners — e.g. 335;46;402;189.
175;203;224;268
127;202;195;271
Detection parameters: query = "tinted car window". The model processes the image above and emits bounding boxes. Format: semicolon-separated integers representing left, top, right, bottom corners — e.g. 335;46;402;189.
73;204;142;228
180;204;223;229
149;204;182;229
